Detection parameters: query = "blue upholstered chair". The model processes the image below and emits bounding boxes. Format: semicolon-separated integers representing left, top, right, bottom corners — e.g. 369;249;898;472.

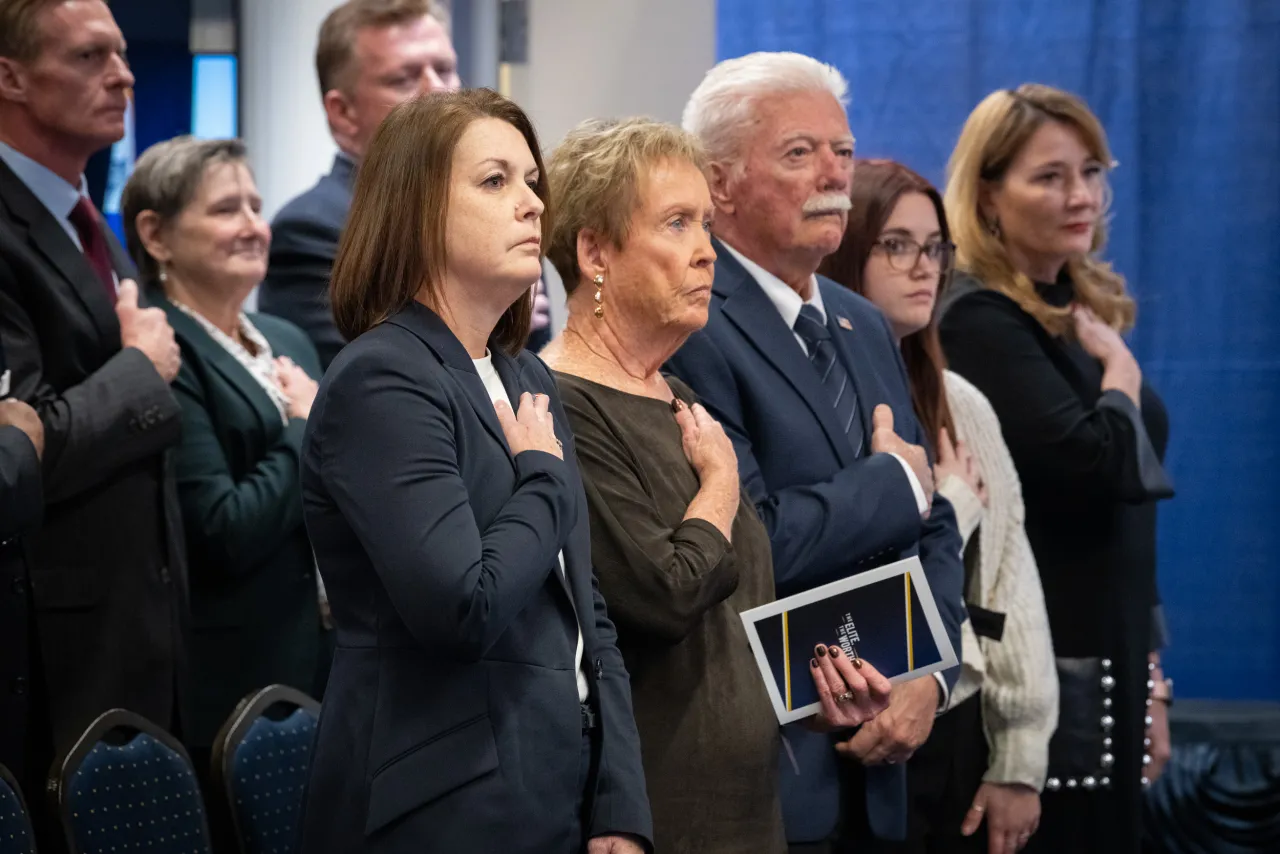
51;709;212;854
211;685;320;854
0;764;36;854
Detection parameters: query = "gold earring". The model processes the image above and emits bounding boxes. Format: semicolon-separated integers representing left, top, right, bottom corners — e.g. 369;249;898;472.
592;274;604;318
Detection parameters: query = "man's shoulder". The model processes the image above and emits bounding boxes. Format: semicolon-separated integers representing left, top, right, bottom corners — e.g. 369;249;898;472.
271;172;350;233
816;276;889;327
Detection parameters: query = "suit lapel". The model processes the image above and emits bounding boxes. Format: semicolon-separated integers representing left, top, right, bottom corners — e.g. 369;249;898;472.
713;243;860;468
492;349;581;618
160;296;282;436
0;160;119;343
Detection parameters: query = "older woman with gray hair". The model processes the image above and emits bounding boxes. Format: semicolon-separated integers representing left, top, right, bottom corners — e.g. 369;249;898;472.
121;137;330;763
541;117;892;854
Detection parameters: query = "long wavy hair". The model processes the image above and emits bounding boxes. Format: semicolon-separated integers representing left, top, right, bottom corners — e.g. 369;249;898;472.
943;84;1135;336
819;159;955;446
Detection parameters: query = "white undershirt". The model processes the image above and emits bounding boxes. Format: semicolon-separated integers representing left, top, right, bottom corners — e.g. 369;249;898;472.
473;353;589;703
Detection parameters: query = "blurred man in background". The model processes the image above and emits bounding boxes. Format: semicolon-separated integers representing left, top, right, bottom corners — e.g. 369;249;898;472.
258;0;460;368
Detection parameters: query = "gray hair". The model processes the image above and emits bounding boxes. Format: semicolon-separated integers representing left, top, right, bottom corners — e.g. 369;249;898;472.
121;135;250;283
682;51;849;165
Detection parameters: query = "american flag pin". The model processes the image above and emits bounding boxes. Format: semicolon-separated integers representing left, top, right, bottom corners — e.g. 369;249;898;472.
837;316;853;331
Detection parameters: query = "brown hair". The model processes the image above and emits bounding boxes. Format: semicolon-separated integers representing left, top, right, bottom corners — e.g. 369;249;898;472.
0;0;109;62
330;88;546;354
121;136;249;284
818;159;955;445
546;117;706;293
944;84;1135;336
315;0;444;97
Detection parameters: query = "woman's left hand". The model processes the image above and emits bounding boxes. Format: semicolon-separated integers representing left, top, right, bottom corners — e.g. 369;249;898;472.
961;782;1040;854
807;643;892;731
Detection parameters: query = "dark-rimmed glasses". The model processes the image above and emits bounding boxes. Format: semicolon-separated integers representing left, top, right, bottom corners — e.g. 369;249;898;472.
872;237;956;274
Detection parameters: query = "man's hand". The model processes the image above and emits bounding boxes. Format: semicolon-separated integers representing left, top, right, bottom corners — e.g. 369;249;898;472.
870;404;935;510
116;279;181;383
0;399;44;459
587;835;646;854
835;675;939;765
961;782;1040;854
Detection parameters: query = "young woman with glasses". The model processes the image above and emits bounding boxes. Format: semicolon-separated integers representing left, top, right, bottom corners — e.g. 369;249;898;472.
819;159;1058;854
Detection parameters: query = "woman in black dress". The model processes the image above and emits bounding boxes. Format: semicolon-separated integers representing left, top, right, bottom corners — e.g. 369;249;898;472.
937;84;1175;854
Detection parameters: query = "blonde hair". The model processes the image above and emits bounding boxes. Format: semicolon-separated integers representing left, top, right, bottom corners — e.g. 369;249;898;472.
546;117;706;292
682;51;848;165
944;84;1135;335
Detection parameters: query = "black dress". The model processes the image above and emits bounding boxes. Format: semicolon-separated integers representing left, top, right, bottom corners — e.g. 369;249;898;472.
939;275;1173;854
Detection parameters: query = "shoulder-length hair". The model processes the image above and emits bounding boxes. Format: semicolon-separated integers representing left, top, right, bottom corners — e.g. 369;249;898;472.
819;159;955;445
330;88;547;355
943;83;1135;336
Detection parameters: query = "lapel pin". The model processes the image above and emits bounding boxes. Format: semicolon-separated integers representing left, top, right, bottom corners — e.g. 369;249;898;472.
837;316;853;331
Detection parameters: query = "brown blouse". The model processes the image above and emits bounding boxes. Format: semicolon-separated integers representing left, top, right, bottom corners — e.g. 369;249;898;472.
554;372;785;854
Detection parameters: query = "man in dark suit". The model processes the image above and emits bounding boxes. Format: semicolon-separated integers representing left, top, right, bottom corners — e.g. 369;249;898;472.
0;0;187;760
667;54;967;851
258;0;460;369
0;349;43;794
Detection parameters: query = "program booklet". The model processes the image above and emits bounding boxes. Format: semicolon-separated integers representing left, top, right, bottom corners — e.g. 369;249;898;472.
741;556;959;725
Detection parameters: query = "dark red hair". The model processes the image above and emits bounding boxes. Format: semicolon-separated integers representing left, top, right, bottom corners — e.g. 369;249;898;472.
818;159;955;446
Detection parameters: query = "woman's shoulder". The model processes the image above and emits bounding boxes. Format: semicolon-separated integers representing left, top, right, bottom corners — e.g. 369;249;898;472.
939;272;1025;319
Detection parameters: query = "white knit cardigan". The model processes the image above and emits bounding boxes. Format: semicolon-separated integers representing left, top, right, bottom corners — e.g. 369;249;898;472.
939;370;1059;790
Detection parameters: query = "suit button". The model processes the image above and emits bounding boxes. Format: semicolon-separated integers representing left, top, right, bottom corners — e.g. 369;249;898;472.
11;677;26;695
158;566;171;583
12;577;26;596
0;537;13;548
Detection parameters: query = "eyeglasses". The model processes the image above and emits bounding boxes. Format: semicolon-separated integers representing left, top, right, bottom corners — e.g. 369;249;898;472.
872;236;956;274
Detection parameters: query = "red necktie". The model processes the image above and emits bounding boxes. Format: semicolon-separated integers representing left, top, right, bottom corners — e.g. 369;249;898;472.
68;197;116;303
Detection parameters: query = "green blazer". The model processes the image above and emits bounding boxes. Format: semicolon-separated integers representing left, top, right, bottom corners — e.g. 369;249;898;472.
156;290;327;747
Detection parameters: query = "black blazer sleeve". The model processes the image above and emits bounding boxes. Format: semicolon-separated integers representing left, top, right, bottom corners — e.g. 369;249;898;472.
169;361;308;572
0;281;181;505
0;425;41;538
939;290;1172;502
315;347;579;659
667;329;922;596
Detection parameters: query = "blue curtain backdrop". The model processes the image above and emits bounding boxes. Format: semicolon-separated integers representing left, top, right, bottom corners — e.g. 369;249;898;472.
717;0;1280;701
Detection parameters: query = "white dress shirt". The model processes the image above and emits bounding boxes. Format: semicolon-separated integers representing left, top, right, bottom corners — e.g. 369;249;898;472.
473;353;590;703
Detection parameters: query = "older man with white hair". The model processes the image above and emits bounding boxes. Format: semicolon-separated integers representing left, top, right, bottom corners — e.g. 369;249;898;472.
666;52;967;852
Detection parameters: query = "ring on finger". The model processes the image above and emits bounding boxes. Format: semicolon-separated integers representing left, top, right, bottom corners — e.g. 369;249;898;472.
835;691;855;703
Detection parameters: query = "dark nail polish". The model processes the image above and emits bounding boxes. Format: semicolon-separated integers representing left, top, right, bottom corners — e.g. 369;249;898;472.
815;645;827;657
671;398;685;413
810;658;819;669
830;647;842;658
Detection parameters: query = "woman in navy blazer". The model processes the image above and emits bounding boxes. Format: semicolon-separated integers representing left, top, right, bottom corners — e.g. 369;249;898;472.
296;89;652;854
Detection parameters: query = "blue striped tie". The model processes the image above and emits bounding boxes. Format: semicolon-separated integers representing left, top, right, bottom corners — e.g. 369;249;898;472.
794;304;865;455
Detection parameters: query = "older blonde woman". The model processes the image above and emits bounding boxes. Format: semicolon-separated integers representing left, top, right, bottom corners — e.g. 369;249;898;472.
939;85;1175;854
541;117;890;854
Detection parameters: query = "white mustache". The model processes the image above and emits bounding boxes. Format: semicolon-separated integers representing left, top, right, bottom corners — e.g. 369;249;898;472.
802;193;852;215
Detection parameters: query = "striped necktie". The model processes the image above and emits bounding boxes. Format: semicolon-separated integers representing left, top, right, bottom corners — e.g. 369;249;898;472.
794;303;865;455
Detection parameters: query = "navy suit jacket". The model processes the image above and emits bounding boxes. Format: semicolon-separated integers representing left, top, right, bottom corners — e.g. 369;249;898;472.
297;301;652;853
259;155;354;370
666;242;966;843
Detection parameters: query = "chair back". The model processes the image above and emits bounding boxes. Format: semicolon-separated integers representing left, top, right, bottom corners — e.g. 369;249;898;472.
51;710;212;854
0;764;36;854
211;685;320;854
